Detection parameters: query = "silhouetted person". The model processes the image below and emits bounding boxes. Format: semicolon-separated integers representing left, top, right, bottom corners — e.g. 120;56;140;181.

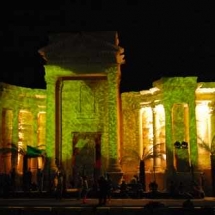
53;172;58;198
2;173;10;198
77;175;83;200
56;170;63;200
178;181;186;195
177;181;192;198
130;175;138;184
98;176;108;205
183;198;194;209
37;168;43;193
106;174;113;202
120;180;129;198
26;168;32;192
149;181;158;193
168;180;176;197
191;181;205;198
81;175;88;204
10;168;16;194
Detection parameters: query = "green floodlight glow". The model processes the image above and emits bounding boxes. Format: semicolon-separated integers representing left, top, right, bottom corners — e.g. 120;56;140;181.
161;77;198;167
44;65;112;172
44;65;73;159
5;65;215;191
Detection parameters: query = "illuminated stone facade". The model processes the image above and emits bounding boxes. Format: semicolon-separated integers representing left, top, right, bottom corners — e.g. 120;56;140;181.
0;83;46;185
1;32;215;195
0;31;124;189
121;77;215;195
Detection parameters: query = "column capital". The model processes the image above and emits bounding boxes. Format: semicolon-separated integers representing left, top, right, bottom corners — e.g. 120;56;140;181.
107;67;121;86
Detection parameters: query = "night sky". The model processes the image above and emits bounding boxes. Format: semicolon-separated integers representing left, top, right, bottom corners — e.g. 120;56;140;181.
0;2;214;93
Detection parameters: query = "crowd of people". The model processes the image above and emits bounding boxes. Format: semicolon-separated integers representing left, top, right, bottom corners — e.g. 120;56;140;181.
168;180;205;199
0;167;45;197
70;173;205;205
0;166;206;202
73;173;113;205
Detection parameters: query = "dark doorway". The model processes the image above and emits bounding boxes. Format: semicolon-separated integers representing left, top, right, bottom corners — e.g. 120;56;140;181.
72;132;101;185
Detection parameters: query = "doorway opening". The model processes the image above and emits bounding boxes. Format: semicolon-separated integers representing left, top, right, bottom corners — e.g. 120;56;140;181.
72;132;101;186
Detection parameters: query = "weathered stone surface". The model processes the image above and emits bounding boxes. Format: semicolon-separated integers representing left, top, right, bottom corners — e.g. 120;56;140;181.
39;31;125;72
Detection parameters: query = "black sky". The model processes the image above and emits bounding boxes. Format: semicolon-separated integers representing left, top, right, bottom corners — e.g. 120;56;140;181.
0;2;215;93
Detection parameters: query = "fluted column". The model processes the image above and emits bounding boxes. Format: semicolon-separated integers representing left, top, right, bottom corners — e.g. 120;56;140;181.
188;96;198;168
152;106;162;171
164;104;173;171
12;109;18;146
11;109;19;172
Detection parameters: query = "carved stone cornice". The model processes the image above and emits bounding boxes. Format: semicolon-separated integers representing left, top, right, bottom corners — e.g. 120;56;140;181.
153;77;198;91
39;32;125;68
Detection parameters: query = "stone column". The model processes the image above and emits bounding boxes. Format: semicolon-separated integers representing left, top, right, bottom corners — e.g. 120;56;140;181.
55;78;63;168
152;106;161;172
11;109;18;169
188;94;198;169
44;66;59;171
43;66;60;192
12;109;19;147
106;67;123;185
30;111;39;184
163;104;174;171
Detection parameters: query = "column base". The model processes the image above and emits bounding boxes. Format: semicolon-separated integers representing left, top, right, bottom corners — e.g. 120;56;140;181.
107;158;123;186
